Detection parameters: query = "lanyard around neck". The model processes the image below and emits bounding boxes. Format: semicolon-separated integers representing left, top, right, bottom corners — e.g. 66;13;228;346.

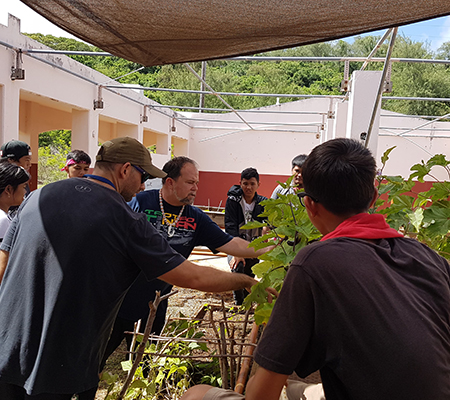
84;174;116;190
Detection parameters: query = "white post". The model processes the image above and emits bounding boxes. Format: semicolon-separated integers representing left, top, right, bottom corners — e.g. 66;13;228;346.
332;101;349;139
71;109;100;164
346;70;382;158
0;81;21;144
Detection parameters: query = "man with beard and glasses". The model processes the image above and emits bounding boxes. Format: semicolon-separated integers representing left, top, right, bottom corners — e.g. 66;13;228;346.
101;156;269;369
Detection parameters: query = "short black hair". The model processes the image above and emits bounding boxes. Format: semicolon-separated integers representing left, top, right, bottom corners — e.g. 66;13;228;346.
162;156;197;184
0;163;30;195
66;149;91;165
241;167;259;182
292;154;307;169
302;138;376;216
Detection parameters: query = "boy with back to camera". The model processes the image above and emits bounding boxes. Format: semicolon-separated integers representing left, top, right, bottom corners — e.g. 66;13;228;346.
182;138;450;400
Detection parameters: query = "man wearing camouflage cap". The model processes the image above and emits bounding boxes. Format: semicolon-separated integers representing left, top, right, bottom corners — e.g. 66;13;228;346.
0;137;257;400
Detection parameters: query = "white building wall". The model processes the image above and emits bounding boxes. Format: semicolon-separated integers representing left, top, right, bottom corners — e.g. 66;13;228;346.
188;98;335;174
1;14;450;185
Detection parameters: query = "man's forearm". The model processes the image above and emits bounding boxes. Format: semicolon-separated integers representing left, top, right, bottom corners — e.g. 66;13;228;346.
0;249;9;284
218;237;271;259
159;260;257;293
245;367;288;400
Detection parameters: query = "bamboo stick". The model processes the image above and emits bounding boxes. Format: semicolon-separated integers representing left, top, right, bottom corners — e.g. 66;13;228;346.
117;290;176;400
219;321;230;389
234;322;259;394
128;319;141;363
117;351;254;359
209;308;228;390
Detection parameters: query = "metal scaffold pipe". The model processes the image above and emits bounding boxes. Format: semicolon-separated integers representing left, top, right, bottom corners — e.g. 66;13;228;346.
364;27;398;148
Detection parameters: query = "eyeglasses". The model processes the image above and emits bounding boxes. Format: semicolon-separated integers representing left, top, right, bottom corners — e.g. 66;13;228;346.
132;165;151;183
297;192;319;207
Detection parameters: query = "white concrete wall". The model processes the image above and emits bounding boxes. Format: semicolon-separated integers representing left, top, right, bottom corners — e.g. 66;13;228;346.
188;98;332;174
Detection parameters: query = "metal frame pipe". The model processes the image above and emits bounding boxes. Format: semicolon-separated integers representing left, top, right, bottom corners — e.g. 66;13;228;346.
20;48;450;66
364;28;398;147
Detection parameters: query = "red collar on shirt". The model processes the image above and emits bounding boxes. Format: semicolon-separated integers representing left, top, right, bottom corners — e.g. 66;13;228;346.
321;213;404;242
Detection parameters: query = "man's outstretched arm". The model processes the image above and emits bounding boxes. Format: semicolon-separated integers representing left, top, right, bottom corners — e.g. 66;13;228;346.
180;366;288;400
218;237;271;259
0;249;9;284
158;259;257;293
245;366;289;400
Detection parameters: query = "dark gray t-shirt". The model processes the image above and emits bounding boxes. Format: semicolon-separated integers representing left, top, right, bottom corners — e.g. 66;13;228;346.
0;178;185;395
255;237;450;400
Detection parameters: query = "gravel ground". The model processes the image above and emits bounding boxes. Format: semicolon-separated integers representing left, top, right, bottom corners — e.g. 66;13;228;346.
95;254;320;399
96;254;234;399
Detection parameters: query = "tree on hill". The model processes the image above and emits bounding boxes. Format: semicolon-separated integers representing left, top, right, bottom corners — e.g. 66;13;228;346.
25;33;450;117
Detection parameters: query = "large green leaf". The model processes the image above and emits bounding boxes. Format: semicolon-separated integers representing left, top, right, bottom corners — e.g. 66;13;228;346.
387;195;414;213
241;220;266;229
423;206;450;236
385;211;410;231
410;162;431;182
407;208;424;232
423;182;450;202
426;154;450;169
381;146;396;165
129;380;147;389
252;261;280;277
254;302;275;325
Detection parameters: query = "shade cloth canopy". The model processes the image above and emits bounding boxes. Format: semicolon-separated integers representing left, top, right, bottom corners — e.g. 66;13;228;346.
21;0;450;66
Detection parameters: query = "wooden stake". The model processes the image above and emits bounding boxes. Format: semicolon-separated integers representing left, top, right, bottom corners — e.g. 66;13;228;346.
117;290;176;400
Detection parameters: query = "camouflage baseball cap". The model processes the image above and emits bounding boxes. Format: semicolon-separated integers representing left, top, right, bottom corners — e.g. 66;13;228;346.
96;137;166;179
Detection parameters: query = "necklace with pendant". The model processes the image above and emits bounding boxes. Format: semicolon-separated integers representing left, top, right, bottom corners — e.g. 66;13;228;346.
159;190;185;237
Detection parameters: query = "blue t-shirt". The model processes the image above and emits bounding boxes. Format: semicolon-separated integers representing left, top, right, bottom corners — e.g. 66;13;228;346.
118;189;233;321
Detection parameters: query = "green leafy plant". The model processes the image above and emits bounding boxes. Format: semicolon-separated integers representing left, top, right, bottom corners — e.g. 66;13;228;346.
101;315;222;399
38;142;70;186
373;147;450;259
243;176;321;324
245;152;450;325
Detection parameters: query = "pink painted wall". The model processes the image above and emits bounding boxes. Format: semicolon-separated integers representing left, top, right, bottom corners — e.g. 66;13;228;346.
195;171;291;208
195;173;436;209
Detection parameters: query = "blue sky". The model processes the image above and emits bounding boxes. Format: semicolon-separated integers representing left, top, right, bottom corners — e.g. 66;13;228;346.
1;1;450;53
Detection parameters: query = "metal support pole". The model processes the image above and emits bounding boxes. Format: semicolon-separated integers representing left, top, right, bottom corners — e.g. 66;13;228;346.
360;28;393;71
364;27;398;148
184;62;254;130
199;61;207;113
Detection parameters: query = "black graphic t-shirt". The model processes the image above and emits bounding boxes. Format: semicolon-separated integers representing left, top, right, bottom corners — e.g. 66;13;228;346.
118;189;233;321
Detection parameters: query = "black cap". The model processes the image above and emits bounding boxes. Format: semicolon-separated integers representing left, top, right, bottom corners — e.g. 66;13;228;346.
0;140;31;160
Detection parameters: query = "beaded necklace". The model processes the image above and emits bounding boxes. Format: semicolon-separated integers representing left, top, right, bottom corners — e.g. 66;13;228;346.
159;190;185;237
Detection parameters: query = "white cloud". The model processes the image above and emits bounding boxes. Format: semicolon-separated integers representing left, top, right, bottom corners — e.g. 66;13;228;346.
435;16;450;50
